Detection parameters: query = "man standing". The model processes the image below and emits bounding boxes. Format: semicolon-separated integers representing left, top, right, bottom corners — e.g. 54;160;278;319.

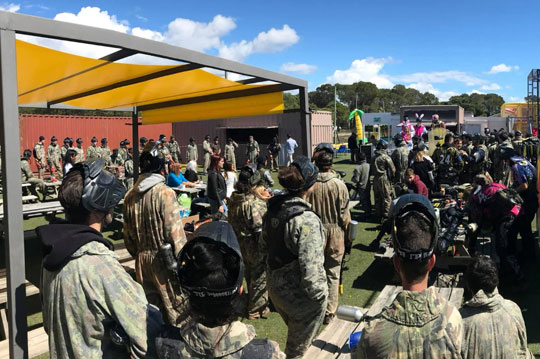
100;138;111;166
167;135;181;163
372;140;395;222
354;194;463;358
432;133;463;186
74;138;84;163
211;136;221;156
186;137;198;163
60;137;72;165
391;134;409;183
123;141;188;326
34;135;46;179
37;160;163;358
124;148;134;190
306;143;350;324
202;134;213;174
139;136;148;155
247;135;260;164
86;137;100;161
268;136;281;171
224;137;238;169
117;139;129;167
21;149;46;201
285;134;298;166
47;136;62;178
348;132;359;163
352;151;371;215
492;131;514;186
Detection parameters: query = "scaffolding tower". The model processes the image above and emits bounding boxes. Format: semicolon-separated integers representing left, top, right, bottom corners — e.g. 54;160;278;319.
527;69;540;135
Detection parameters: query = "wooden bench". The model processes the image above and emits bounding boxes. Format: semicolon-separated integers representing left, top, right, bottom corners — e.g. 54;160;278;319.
0;326;48;359
305;285;464;358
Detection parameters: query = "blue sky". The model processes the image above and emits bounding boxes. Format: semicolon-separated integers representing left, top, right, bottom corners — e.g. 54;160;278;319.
6;0;540;102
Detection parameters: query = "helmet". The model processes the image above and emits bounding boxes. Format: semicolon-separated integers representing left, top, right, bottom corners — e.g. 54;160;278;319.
313;143;334;166
189;137;195;142
291;156;318;191
101;138;108;144
51;136;57;142
239;164;262;186
22;149;32;159
515;130;522;138
393;134;405;145
140;141;164;173
91;136;97;143
205;135;211;140
391;194;438;261
214;136;219;141
159;134;167;142
39;135;45;141
500;147;518;161
177;221;244;299
76;159;126;213
140;136;147;144
76;138;82;144
376;140;388;150
63;137;70;144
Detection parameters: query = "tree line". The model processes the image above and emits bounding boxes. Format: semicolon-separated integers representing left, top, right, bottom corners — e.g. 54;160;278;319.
284;82;507;128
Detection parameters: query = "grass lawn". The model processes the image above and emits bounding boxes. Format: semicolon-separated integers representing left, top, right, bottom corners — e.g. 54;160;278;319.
14;155;540;357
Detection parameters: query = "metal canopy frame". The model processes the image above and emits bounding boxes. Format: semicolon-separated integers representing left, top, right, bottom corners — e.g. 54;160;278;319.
527;69;540;136
0;10;310;358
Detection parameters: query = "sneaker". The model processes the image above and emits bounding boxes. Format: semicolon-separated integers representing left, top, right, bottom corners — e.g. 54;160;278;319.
323;313;334;325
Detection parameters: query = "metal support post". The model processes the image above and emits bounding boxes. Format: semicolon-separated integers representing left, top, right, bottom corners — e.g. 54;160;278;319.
299;87;311;158
132;110;139;181
0;29;28;359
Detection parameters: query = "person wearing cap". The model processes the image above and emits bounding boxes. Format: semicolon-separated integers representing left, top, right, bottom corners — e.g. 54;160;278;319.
60;137;73;166
262;156;328;359
155;222;285;359
460;256;533;359
391;133;410;183
268;136;281;171
492;131;514;186
100;138;112;166
123;141;188;326
116;139;129;167
512;130;524;157
21;149;46;201
73;138;84;164
86;137;100;162
224;137;238;169
36;159;163;358
469;134;492;182
228;164;271;320
166;135;181;163
202;135;213;174
186;137;198;163
306;143;351;324
47;136;62;178
372;140;395;222
211;136;222;156
139;136;148;155
34;135;46;179
247;135;260;165
353;194;463;358
432;133;464;186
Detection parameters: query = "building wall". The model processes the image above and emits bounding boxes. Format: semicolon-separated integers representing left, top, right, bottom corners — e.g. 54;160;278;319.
310;110;333;151
19;114;172;171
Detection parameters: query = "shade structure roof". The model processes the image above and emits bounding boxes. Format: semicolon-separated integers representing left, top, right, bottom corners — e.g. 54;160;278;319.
17;39;285;124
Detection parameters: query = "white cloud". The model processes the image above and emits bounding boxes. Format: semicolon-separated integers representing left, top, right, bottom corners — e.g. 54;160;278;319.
218;25;299;62
391;71;486;86
488;63;519;74
470;89;485;95
480;83;501;91
0;2;19;12
326;57;394;88
280;62;317;75
508;96;523;102
55;6;129;33
409;82;458;101
131;27;164;42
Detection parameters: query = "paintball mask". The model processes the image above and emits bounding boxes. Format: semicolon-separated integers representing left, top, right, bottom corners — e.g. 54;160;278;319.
292;156;319;191
239;164;262;186
140;141;165;173
78;159;126;213
313;142;335;167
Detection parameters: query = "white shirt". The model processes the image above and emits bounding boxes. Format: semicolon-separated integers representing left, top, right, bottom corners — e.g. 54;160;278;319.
285;138;298;154
225;171;237;198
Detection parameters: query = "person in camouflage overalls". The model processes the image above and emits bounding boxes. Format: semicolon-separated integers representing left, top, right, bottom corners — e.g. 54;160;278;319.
224;137;238;169
21;149;46;201
155;222;286;359
86;137;100;161
123;141;189;325
60;137;73;165
247;135;260;164
391;134;410;183
186;137;198;163
124;148;134;190
37;160;163;359
372;140;395;222
468;134;492;181
306;143;350;324
116;139;129;166
261;157;328;359
100;138;112;166
492;131;514;186
74;138;84;163
228;164;270;319
202;135;213;174
432;133;464;186
460;256;533;358
34;135;46;179
167;135;181;163
354;194;463;359
47;136;62;178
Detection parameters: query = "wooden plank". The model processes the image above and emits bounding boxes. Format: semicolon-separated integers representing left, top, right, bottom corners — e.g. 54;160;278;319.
0;327;48;358
366;285;401;317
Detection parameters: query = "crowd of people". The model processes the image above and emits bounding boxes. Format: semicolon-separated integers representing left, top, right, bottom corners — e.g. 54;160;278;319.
27;116;537;358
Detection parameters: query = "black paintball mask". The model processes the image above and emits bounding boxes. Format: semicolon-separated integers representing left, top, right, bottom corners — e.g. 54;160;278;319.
139;141;164;173
177;221;244;299
239;164;262;186
391;194;438;261
313;142;335;167
291;156;319;191
76;159;126;213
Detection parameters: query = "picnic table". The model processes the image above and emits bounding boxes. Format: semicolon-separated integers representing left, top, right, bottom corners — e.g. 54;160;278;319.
171;183;206;199
305;285;464;358
0;201;64;221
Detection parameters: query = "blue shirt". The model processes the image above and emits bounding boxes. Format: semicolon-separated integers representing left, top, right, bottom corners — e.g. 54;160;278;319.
167;172;188;187
285;138;298;154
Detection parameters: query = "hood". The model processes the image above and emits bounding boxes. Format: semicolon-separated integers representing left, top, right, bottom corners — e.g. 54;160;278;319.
134;173;165;193
412;174;422;184
228;192;248;205
463;288;503;312
382;287;442;326
268;193;311;212
36;223;113;272
374;149;387;156
181;321;255;357
317;171;337;183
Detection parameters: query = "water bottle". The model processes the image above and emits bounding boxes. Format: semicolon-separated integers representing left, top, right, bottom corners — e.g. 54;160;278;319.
336;305;364;322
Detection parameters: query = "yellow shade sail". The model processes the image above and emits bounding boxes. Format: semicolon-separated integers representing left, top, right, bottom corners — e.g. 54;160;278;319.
16;39;284;122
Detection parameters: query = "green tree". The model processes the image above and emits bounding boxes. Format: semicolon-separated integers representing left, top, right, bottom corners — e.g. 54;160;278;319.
283;92;299;110
309;84;335;108
337;81;379;112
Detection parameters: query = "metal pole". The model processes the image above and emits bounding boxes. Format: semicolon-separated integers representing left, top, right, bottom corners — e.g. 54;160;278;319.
334;86;337;144
299;87;311;158
0;29;27;359
132;109;139;182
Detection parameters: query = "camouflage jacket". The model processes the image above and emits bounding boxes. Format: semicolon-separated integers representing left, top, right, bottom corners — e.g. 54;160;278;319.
167;141;180;155
354;286;463;359
469;144;490;174
306;172;350;230
124;158;134;178
246;140;260;155
460;288;533;359
100;146;112;165
210;143;221;155
433;144;464;173
228;192;267;238
156;320;286;358
86;145;100;161
391;144;410;183
21;158;34;181
117;147;128;166
202;140;212;155
186;143;198;161
47;143;60;161
34;142;45;162
372;149;396;179
40;240;164;359
60;145;71;162
75;146;85;163
224;143;237;163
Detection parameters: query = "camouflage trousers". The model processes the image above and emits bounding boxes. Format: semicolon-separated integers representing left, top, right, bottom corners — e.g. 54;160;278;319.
135;251;189;326
248;151;258;164
270;154;279;171
25;178;46;201
48;158;62;177
238;235;268;317
373;176;392;221
170;152;179;163
323;224;345;317
268;265;327;359
203;153;211;173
